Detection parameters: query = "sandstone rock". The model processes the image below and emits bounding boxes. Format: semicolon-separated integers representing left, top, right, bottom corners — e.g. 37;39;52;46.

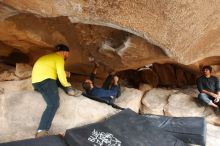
0;78;33;92
0;63;14;73
52;90;119;133
0;87;4;94
0;63;32;81
15;63;32;79
177;87;199;97
119;64;197;89
185;71;197;85
163;88;219;120
150;63;197;87
206;116;220;127
0;89;118;142
175;68;188;87
206;124;220;146
118;70;140;88
0;85;143;142
115;87;143;113
140;88;176;115
0;64;33;91
0;1;219;144
152;64;177;86
138;83;153;93
1;1;219;66
141;87;220;127
0;2;219;77
164;92;206;117
0;71;19;81
139;69;159;87
1;49;30;66
212;65;220;79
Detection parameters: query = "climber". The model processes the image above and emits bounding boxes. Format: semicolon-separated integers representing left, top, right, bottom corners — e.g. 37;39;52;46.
197;65;220;109
82;62;121;103
32;44;80;138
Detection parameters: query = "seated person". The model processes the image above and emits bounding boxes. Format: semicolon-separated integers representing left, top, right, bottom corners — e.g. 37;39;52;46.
197;65;220;108
82;63;121;102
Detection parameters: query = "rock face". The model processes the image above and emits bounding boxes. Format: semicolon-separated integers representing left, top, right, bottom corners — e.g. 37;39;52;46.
118;63;197;88
0;1;220;145
0;63;32;81
115;87;143;113
141;88;176;115
0;63;33;92
0;1;219;76
0;65;220;145
139;69;159;88
0;78;32;92
138;83;153;93
0;72;143;143
15;63;32;79
0;89;117;142
164;92;206;117
141;87;220;127
1;0;220;64
207;124;220;146
140;87;220;145
151;63;197;87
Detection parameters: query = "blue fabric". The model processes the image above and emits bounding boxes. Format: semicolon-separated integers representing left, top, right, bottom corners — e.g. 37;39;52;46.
198;93;220;107
87;73;121;100
90;85;119;100
198;93;212;105
33;79;60;131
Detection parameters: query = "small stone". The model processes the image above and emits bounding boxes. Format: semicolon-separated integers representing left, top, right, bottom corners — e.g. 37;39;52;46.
15;63;32;79
138;83;153;92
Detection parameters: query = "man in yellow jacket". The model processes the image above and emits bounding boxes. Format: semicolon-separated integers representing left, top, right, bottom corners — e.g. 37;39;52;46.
32;44;79;138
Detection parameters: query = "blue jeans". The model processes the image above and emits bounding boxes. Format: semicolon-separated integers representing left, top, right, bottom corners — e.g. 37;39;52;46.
198;93;220;107
33;79;60;131
102;74;121;98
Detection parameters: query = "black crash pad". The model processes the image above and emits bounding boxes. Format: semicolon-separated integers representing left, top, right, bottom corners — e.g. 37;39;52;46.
0;109;206;146
65;109;188;146
0;135;67;146
104;109;206;146
104;109;206;145
142;114;206;146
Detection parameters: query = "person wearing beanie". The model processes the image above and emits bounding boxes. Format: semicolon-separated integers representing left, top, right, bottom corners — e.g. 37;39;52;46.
32;44;80;138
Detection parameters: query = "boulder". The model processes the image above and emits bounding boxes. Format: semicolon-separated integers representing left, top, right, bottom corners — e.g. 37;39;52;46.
0;63;32;81
152;64;177;86
0;89;118;142
0;78;33;92
163;88;218;119
175;68;188;87
164;92;206;117
139;69;159;87
0;71;19;81
138;83;153;93
0;2;219;77
141;87;220;127
140;88;176;115
115;87;143;113
0;85;142;142
206;124;220;146
1;1;219;66
206;116;220;127
0;64;14;73
15;63;32;79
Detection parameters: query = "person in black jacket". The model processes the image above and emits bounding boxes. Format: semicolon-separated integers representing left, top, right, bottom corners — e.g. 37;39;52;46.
197;66;220;108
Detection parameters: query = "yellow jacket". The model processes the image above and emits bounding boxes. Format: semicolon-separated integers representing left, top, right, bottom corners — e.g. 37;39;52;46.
32;53;71;87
